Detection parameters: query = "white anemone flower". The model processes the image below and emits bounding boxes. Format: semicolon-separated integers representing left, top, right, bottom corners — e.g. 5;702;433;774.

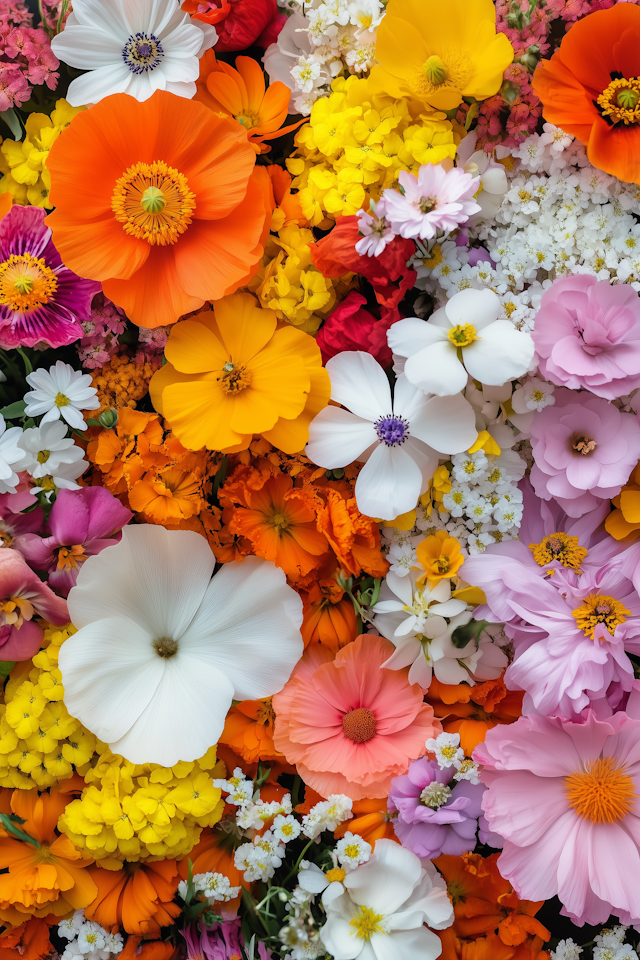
24;361;100;430
58;525;303;766
319;839;453;960
388;288;535;397
51;0;218;107
305;351;477;522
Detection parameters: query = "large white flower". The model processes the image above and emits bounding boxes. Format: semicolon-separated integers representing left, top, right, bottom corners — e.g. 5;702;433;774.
305;351;477;521
319;839;453;960
0;416;28;494
388;288;535;397
51;0;218;107
58;525;303;766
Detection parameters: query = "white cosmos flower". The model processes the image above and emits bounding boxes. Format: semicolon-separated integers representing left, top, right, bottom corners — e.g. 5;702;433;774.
319;839;453;960
305;351;477;522
58;525;303;766
51;0;218;107
24;361;100;430
388;288;535;397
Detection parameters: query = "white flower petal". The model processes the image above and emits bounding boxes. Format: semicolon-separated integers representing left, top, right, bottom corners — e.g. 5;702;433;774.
354;443;422;521
430;599;467;617
387;317;446;359
306;407;377;469
68;0;131;38
51;25;124;68
404;341;467;397
344;839;421;915
422;616;447;639
326;351;391;421
66;62;133;107
409;393;477;455
445;288;501;330
463;321;534;385
383;570;414;606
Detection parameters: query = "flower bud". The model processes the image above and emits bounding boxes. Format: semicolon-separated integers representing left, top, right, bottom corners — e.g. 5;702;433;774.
97;408;118;429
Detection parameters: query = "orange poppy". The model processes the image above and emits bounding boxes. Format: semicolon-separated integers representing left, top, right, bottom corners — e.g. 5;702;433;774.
219;698;283;764
301;579;358;651
84;860;181;936
0;919;52;960
425;676;523;755
196;52;306;153
0;789;97;925
532;3;640;182
333;798;398;847
46;91;269;327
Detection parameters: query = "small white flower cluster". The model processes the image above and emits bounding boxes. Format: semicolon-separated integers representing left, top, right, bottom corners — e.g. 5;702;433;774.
177;871;240;904
425;732;481;784
235;829;287;883
265;0;384;114
58;912;122;960
301;794;353;839
552;927;640;960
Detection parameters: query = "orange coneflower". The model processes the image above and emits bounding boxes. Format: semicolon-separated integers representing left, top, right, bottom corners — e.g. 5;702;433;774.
46;92;270;327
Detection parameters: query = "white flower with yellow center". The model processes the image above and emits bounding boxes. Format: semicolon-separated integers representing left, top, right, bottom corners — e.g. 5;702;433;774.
319;839;453;960
24;361;100;430
388;288;535;397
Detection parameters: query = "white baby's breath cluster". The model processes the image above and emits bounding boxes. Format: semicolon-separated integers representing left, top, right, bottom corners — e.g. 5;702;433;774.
58;911;123;960
177;872;240;904
426;731;481;783
552;926;640;960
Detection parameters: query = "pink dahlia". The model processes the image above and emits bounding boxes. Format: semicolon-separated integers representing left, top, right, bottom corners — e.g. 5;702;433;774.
529;387;640;517
272;634;441;800
475;710;640;927
533;275;640;400
382;165;481;242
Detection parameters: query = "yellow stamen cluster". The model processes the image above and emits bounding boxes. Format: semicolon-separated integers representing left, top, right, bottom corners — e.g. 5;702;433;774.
220;362;252;394
597;77;640;126
414;50;475;100
529;532;587;572
0;253;58;312
565;757;636;823
350;905;386;940
111;160;196;246
447;323;478;348
572;593;630;640
91;354;158;413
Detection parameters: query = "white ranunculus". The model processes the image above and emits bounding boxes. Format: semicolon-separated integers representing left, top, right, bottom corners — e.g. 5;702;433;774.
305;351;477;522
388;288;535;397
319;839;453;960
51;0;218;106
59;525;303;766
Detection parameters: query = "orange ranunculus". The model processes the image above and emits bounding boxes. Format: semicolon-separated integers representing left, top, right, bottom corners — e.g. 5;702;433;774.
425;676;522;755
417;530;465;584
150;292;330;454
84;861;181;936
301;580;358;651
334;798;398;847
532;4;640;183
315;485;390;580
196;53;305;153
606;461;640;542
0;789;97;925
223;470;331;580
220;698;283;764
0;920;52;960
46;91;269;328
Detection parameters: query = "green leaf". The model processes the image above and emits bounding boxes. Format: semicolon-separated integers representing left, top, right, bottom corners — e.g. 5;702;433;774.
0;109;22;140
0;400;26;420
0;661;15;678
450;618;490;649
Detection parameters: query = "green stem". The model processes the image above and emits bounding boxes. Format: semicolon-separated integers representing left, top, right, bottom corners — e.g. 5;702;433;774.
283;837;315;885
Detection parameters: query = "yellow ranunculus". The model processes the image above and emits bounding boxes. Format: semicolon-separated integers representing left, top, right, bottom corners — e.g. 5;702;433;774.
370;0;514;111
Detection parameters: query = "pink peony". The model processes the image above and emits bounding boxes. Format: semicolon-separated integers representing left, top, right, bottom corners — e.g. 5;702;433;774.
533;275;640;400
529;387;640;517
475;710;640;927
382;165;481;242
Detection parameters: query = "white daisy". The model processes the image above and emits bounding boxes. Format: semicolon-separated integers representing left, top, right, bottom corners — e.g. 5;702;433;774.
24;361;100;430
0;416;28;494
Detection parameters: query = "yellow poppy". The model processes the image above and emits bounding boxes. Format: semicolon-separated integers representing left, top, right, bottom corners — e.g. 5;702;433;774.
370;0;514;111
149;292;330;454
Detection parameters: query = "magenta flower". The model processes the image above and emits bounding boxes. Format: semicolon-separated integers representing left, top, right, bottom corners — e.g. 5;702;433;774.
0;482;43;555
0;205;100;349
0;547;68;660
529;387;640;517
533;275;640;400
20;487;132;597
382;164;481;242
475;710;640;927
388;757;486;859
183;921;272;960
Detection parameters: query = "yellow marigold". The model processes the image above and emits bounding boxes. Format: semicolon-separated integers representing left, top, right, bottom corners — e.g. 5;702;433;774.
91;354;158;414
0;100;84;208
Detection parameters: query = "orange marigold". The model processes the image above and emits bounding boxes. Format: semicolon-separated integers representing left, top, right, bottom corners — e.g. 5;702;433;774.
315;483;389;580
301;580;358;652
87;409;165;497
425;676;522;755
91;355;159;414
84;861;181;936
128;450;211;525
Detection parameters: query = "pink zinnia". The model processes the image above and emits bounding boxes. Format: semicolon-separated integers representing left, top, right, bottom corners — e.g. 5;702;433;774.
272;634;441;800
529;387;640;517
382;165;481;242
533;275;640;400
475;710;640;927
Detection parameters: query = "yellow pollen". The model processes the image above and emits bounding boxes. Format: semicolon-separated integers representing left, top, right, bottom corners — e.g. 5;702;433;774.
504;301;516;317
531;389;545;402
235;111;260;130
55;392;70;408
447;323;478;347
572;593;630;640
219;361;251;394
572;435;597;456
597;76;640;126
343;844;361;859
422;244;443;270
565;757;636;823
37;450;50;464
413;50;474;99
111;160;196;246
440;745;457;759
529;532;587;572
39;476;56;492
350;905;386;941
326;867;346;883
423;55;448;85
0;253;58;312
269;512;289;533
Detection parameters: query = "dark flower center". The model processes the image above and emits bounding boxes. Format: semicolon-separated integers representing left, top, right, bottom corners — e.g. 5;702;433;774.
375;415;409;446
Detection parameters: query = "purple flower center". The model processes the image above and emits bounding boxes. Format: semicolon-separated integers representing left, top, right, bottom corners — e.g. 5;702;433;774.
122;32;164;74
375;415;409;446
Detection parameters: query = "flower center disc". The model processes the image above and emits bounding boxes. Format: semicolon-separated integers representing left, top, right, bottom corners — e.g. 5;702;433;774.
111;160;196;246
122;31;164;74
154;636;178;659
0;253;58;312
349;905;386;941
596;76;640;126
571;592;630;639
375;414;409;446
414;50;474;99
529;531;587;571
565;757;636;823
571;434;597;456
448;323;478;347
220;361;251;394
342;707;377;743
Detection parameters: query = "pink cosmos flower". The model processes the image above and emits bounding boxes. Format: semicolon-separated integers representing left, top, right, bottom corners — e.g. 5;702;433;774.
475;710;640;927
272;634;442;800
382;165;481;242
529;387;640;517
533;275;640;400
355;198;396;258
20;487;132;597
0;547;68;660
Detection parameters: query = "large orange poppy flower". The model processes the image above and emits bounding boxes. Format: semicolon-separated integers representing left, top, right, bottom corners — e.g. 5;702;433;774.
533;4;640;182
84;860;181;936
46;91;269;327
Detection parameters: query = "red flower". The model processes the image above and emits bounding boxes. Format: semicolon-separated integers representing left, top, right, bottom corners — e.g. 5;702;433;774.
316;291;394;367
182;0;284;51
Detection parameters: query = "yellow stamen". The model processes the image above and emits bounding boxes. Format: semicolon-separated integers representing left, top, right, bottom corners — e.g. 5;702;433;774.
219;361;251;394
447;323;478;347
0;253;58;312
597;77;640;126
325;867;346;883
350;905;386;941
111;160;196;246
572;593;630;640
565;757;635;823
529;532;587;572
55;392;70;408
